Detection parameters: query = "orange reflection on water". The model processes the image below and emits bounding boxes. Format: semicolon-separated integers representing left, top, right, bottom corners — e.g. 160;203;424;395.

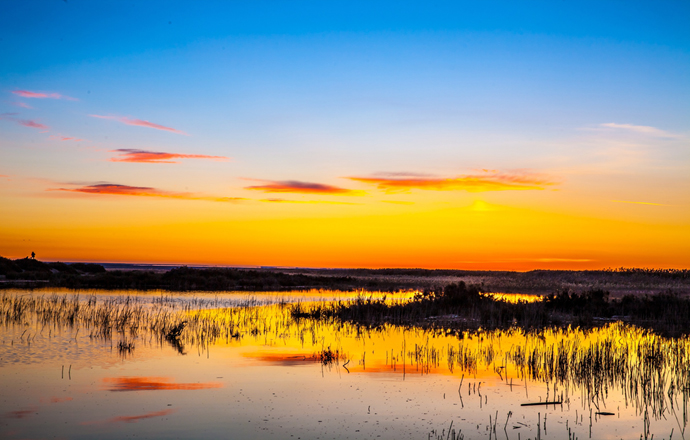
5;407;38;419
82;409;176;425
245;352;322;366
42;396;73;404
103;377;222;392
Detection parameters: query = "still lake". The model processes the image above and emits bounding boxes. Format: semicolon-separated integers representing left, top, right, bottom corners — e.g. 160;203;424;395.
1;289;687;439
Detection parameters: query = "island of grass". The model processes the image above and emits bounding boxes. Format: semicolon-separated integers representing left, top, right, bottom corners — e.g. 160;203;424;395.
290;281;690;337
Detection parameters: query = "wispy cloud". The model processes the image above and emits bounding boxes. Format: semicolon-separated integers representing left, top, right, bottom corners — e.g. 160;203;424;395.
612;199;669;206
1;113;49;131
109;149;228;163
599;123;678;138
49;183;245;203
18;119;49;130
260;198;360;205
12;90;77;100
90;115;187;135
103;377;222;392
50;135;84;142
245;179;364;195
11;101;32;109
82;409;176;425
348;171;555;193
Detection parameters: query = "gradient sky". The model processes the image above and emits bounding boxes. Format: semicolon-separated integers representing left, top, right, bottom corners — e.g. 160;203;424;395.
1;1;688;269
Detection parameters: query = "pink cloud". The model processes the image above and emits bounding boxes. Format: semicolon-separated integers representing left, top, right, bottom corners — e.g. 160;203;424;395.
260;198;359;205
245;179;364;195
90;115;187;135
49;183;246;203
12;101;32;109
12;90;76;100
18;120;49;130
0;113;49;131
347;171;556;193
109;149;228;163
49;135;84;142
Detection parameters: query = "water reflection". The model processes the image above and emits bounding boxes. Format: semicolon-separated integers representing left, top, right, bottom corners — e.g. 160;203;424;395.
103;377;223;391
1;289;687;439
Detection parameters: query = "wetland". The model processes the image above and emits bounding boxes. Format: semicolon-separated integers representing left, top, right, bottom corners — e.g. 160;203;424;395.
2;282;690;439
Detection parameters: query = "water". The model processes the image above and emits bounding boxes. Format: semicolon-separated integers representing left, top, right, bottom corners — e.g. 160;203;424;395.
0;289;686;439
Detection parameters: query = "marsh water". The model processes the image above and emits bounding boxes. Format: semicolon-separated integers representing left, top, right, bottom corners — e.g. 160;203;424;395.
1;289;687;439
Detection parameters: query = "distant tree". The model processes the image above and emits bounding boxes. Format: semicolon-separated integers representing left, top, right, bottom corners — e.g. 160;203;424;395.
31;251;36;260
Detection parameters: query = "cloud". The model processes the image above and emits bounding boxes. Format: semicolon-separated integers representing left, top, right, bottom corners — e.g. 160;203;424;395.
82;409;176;425
347;171;554;193
599;123;677;138
49;183;246;203
18;119;49;130
12;90;77;100
103;377;222;392
612;199;669;206
245;180;364;195
109;149;228;163
12;101;32;109
90;115;187;135
50;135;84;142
373;171;434;178
260;198;360;205
0;113;49;131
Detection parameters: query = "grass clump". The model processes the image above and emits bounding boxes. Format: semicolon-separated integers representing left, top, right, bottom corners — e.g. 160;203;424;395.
291;282;690;336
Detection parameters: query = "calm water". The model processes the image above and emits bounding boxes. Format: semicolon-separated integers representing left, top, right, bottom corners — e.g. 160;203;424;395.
0;289;686;439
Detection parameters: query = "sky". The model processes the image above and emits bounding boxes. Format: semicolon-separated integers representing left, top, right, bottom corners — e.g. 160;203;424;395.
0;1;688;270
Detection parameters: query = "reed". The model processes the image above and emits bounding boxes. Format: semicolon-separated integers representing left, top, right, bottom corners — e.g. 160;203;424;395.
290;282;690;336
3;290;690;424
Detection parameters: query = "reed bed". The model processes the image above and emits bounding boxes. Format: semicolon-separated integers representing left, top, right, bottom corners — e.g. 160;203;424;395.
3;291;690;424
290;282;690;336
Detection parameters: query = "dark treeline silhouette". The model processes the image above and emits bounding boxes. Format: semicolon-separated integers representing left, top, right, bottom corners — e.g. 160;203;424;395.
0;257;384;290
1;255;689;295
0;256;105;280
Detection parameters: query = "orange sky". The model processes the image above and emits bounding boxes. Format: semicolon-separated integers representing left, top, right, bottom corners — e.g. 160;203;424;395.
1;3;689;269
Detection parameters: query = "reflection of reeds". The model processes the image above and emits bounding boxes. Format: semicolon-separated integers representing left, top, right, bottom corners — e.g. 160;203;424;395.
117;340;134;356
3;291;690;427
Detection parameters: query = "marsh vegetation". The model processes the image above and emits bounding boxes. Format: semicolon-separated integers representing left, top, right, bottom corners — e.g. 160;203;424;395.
289;281;690;337
2;287;689;439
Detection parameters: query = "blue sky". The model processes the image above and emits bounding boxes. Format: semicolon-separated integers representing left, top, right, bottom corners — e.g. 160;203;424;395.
1;1;688;267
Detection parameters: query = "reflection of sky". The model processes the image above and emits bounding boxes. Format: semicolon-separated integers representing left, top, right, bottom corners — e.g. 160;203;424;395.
1;290;687;439
1;2;689;269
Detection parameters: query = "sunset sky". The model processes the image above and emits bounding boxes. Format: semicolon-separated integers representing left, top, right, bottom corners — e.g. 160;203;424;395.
1;1;688;269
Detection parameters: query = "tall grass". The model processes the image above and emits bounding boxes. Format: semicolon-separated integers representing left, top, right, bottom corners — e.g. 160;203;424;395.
3;290;690;424
290;282;690;336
